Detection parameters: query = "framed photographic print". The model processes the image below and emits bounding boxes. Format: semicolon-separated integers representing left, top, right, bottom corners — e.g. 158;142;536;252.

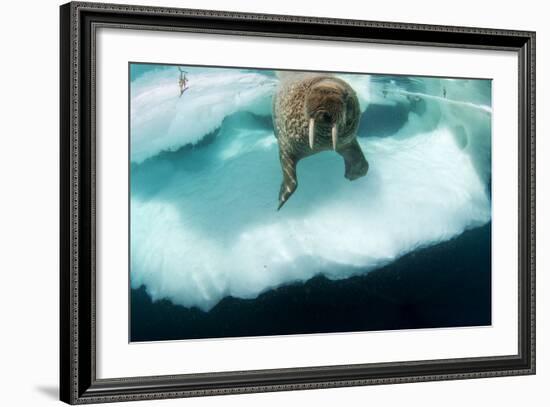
60;1;536;404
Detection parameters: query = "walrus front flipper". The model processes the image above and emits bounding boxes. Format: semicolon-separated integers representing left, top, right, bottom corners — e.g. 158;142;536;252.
277;151;298;210
337;139;369;181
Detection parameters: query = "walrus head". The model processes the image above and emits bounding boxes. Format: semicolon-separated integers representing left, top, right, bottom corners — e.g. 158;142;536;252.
304;78;352;150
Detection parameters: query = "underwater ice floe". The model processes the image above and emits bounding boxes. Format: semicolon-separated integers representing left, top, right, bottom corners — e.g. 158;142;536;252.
129;66;492;311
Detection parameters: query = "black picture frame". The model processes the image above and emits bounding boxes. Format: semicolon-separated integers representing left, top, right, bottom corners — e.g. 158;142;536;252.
60;1;536;404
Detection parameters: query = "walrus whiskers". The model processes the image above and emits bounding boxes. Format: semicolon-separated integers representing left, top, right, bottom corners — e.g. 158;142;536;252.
332;125;338;150
309;118;315;149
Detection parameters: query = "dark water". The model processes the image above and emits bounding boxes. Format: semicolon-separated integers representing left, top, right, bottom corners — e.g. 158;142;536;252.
130;223;491;342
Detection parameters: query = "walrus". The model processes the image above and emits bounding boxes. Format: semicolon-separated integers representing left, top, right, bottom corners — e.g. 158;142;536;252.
273;72;369;209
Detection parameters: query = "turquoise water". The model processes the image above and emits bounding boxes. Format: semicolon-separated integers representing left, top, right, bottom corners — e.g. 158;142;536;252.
130;64;492;313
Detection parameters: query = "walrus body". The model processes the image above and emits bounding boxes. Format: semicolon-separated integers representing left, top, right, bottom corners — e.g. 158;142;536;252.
273;72;369;209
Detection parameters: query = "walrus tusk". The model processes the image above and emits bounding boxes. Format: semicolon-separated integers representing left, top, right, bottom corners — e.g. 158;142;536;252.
332;124;338;150
308;118;315;149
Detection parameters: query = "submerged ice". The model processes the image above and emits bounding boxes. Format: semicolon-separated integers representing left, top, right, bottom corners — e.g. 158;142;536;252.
130;66;492;311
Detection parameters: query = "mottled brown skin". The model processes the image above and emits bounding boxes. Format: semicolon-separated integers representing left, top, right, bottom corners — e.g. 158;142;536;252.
273;73;369;209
